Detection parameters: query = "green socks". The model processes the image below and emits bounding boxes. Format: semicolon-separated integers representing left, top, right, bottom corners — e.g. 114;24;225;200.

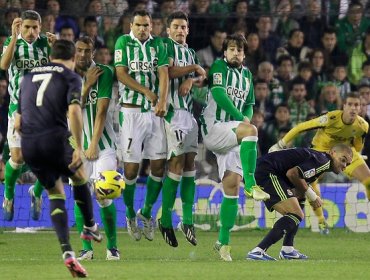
100;202;117;249
123;182;136;219
4;159;23;200
218;196;238;245
161;173;180;228
33;180;44;198
74;203;93;250
141;175;162;219
180;172;196;225
240;136;258;193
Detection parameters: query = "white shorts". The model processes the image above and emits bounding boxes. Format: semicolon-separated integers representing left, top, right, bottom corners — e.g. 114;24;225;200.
7;112;21;149
165;110;198;159
119;108;167;163
84;148;117;180
203;121;242;180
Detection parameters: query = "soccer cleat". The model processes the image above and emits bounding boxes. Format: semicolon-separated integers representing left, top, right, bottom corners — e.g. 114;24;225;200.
136;209;154;241
81;224;103;243
2;197;14;221
158;219;178;247
28;185;42;221
319;221;330;235
245;185;270;201
179;222;197;246
106;248;120;261
77;250;94;261
63;251;88;278
214;241;232;261
126;217;142;241
279;249;308;260
247;250;277;261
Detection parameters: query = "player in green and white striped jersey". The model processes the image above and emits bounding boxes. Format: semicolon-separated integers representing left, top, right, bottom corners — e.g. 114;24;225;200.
200;34;269;261
73;37;120;261
0;10;56;221
159;11;206;248
114;10;169;242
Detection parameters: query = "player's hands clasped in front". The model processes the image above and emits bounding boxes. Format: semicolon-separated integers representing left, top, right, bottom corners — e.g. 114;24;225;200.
154;100;167;117
309;196;322;210
69;149;83;170
11;18;22;37
144;89;158;106
84;145;99;161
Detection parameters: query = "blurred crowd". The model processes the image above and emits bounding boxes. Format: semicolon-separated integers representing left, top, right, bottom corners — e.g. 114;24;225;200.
1;0;370;181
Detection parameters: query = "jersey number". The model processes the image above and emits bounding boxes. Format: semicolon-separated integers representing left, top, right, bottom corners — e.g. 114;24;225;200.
32;73;52;106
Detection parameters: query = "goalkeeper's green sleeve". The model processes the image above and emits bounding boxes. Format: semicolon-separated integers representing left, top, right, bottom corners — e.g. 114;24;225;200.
211;87;244;121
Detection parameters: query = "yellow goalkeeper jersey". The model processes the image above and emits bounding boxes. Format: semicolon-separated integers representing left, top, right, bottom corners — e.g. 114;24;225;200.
283;110;369;152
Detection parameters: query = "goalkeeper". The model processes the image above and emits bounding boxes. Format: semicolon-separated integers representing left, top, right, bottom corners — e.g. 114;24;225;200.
269;92;369;234
247;144;353;261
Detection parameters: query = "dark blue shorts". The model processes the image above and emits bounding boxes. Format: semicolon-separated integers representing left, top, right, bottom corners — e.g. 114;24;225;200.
22;129;78;189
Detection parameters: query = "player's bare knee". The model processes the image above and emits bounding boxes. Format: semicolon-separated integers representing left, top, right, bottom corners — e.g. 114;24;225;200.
150;159;166;177
168;155;185;175
10;149;24;164
236;123;257;139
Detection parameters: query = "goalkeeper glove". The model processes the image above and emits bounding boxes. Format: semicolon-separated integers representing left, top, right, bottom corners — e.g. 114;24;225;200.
268;139;287;153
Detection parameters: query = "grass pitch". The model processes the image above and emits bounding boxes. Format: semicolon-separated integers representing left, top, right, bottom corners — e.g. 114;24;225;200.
1;228;370;280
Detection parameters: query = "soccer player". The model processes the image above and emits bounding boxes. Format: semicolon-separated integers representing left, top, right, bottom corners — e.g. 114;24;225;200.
16;39;102;278
159;11;206;247
1;10;56;221
114;10;169;241
270;92;369;234
200;33;269;261
73;37;120;261
247;144;352;260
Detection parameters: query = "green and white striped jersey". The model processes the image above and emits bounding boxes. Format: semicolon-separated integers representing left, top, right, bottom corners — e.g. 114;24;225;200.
114;32;168;111
201;59;255;132
163;37;198;115
82;62;116;151
1;34;50;116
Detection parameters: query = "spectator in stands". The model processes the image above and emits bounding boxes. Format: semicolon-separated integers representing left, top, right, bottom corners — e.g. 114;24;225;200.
359;83;370;119
151;13;165;37
272;0;299;45
115;12;132;36
298;0;325;49
41;12;56;34
320;26;348;74
254;78;274;122
316;82;342;114
335;1;370;54
59;25;75;41
20;0;35;10
276;29;311;70
87;0;105;38
59;0;89;16
256;14;282;63
95;45;113;65
46;0;60;17
251;110;268;156
103;0;129;21
225;0;254;36
196;26;226;71
102;16;116;54
296;61;315;105
263;103;292;151
81;16;104;48
257;61;285;107
276;54;295;95
309;48;329;102
359;60;370;87
331;64;351;100
244;32;266;76
158;0;176;24
348;29;370;86
288;77;315;127
0;8;21;36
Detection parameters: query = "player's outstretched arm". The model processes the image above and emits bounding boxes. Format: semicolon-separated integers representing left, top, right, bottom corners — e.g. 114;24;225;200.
211;87;245;121
0;18;21;70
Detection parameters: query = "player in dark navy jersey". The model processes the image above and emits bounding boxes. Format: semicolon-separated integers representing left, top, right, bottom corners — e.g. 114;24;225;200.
246;144;353;261
15;40;102;278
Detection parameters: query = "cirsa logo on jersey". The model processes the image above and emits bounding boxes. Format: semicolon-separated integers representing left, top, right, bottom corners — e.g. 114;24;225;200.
15;57;48;69
129;59;157;72
226;86;248;100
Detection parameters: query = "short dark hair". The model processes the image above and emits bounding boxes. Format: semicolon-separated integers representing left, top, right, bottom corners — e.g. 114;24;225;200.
343;92;361;102
298;61;312;72
84;16;98;26
50;39;76;60
288;28;303;39
254;78;268;86
290;76;307;91
167;11;188;27
22;10;42;23
75;36;94;48
277;55;293;66
222;33;248;53
132;10;151;22
322;26;336;36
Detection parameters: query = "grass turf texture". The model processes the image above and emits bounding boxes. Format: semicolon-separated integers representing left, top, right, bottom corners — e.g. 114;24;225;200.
1;229;370;279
